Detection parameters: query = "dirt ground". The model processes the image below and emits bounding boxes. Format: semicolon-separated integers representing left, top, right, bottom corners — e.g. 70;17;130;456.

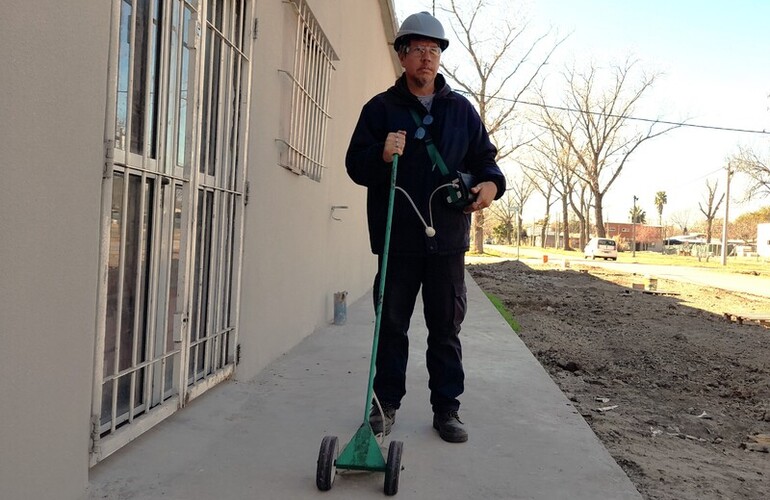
467;260;770;500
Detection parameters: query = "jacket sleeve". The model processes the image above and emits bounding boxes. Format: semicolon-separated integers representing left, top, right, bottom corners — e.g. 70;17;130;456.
345;99;391;188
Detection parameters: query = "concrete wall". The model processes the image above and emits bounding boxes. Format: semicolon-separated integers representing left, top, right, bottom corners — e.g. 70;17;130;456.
235;0;400;379
0;0;399;498
0;3;111;500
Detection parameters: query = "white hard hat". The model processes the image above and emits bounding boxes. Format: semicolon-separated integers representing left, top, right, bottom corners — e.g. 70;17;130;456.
394;11;449;52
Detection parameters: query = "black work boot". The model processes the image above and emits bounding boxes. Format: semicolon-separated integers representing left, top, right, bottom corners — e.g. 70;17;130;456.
433;410;468;443
369;404;397;436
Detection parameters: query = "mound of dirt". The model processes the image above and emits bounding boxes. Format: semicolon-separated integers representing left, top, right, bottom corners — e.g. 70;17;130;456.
468;260;770;500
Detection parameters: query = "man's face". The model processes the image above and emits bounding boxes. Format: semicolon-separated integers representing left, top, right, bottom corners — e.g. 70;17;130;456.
399;39;441;90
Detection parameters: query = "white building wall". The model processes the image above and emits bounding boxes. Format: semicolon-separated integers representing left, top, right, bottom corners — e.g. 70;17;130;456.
0;0;399;498
0;3;111;500
235;0;400;379
758;223;770;257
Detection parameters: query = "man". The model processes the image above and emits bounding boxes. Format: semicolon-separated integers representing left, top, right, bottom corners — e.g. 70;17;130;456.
345;11;505;443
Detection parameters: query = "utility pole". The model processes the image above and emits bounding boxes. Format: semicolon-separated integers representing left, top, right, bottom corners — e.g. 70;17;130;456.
720;163;733;266
632;195;638;257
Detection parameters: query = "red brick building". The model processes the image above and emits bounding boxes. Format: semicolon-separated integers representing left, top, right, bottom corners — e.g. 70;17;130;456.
604;222;664;252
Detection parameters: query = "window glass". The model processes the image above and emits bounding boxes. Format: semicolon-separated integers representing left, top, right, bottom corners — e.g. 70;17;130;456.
165;0;180;173
177;5;194;167
116;0;132;150
105;173;123;378
207;35;222;176
234;0;243;49
215;0;224;31
189;190;214;382
130;0;151;155
118;174;142;372
163;184;184;394
199;30;213;174
228;57;242;190
148;0;163;158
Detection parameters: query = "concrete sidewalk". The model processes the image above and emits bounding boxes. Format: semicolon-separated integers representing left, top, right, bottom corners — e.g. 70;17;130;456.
88;274;642;500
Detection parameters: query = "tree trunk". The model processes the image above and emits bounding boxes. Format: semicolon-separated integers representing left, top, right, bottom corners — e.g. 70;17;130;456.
561;195;571;250
594;193;606;237
705;219;713;262
569;195;587;249
473;210;485;253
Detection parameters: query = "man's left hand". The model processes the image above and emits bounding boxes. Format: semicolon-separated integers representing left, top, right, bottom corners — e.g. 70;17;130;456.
464;181;498;214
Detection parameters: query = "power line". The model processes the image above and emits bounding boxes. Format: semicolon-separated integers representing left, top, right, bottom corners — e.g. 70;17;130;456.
664;166;726;193
454;89;770;136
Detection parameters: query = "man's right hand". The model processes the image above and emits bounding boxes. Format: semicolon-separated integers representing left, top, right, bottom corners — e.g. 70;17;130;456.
383;130;407;162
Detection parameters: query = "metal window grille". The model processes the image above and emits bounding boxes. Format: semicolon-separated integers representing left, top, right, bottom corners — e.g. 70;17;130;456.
189;0;249;387
278;0;338;182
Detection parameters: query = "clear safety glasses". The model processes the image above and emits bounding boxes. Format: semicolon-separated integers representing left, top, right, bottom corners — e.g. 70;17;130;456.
404;45;442;58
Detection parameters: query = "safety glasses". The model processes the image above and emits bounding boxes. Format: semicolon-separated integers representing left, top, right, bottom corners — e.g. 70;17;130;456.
404;45;442;58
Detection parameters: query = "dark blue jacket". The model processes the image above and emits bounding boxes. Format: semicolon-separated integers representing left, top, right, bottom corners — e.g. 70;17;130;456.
346;74;506;256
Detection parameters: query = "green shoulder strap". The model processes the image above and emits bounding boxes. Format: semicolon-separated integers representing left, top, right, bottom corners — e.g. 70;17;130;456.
408;108;451;178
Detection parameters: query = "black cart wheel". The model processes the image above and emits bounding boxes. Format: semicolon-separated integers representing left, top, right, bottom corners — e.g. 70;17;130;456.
316;435;338;491
383;440;403;496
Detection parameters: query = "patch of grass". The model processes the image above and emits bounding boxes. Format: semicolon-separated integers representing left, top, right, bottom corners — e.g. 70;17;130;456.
466;248;503;257
484;292;521;332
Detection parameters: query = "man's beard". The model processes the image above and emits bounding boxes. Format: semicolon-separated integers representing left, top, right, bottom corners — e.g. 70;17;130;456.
411;72;434;89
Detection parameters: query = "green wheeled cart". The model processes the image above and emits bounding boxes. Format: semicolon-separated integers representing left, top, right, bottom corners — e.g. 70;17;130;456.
316;155;404;496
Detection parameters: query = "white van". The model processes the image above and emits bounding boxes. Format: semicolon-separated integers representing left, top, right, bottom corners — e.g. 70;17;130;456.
584;237;618;260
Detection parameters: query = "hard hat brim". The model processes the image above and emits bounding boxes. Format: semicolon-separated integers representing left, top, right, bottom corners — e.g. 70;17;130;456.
393;34;449;52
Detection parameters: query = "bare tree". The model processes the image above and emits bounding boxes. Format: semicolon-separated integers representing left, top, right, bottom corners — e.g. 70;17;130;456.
569;180;593;248
537;58;681;237
669;210;692;234
698;179;725;253
485;191;518;244
506;172;536;243
530;174;555;247
525;133;579;250
438;0;566;253
732;145;770;201
731;206;770;241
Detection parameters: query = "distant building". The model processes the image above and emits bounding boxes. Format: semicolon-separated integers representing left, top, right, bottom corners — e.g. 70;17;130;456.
604;222;664;252
664;233;746;257
758;223;770;257
531;231;581;249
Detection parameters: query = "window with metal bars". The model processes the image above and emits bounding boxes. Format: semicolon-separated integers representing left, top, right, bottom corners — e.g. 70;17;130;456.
278;0;338;182
93;0;250;465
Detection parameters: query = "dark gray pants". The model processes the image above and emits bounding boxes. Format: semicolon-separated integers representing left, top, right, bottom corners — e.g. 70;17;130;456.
372;252;467;413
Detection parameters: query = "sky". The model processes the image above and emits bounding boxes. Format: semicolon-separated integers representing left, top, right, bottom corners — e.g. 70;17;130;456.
392;0;770;227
